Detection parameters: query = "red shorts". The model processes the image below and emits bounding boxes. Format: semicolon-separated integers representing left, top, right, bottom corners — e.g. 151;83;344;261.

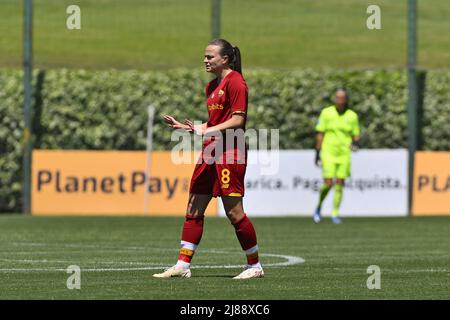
189;158;247;198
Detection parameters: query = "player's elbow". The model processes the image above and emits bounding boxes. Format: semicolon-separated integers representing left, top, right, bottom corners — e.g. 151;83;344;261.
232;114;246;129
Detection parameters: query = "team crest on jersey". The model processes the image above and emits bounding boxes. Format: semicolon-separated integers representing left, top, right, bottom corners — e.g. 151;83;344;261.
218;89;224;97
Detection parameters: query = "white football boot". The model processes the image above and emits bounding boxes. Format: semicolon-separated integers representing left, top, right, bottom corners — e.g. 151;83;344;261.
233;265;264;279
313;207;322;223
152;265;192;278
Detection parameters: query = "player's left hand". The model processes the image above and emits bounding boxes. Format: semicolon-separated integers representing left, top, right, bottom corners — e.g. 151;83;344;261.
184;119;204;135
350;140;360;152
314;149;322;167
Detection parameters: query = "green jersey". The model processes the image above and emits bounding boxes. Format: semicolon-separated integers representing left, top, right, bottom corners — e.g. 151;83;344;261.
315;105;360;160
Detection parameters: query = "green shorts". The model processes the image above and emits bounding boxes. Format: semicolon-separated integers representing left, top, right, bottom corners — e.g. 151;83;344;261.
321;154;351;179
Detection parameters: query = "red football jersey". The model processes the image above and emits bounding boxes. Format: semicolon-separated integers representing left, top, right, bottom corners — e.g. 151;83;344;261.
202;70;248;163
205;70;248;128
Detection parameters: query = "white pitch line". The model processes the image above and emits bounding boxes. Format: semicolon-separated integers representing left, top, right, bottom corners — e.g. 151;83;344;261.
0;243;305;273
7;242;168;251
260;253;305;267
0;266;167;272
0;253;305;273
0;258;165;266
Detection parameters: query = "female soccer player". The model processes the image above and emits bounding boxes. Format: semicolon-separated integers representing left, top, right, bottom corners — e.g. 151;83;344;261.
313;88;360;224
153;39;264;279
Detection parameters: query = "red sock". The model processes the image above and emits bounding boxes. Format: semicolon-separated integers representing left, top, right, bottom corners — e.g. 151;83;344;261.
233;214;259;265
179;216;204;263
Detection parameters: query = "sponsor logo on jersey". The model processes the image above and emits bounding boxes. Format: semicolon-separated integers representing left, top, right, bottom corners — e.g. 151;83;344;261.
208;103;224;110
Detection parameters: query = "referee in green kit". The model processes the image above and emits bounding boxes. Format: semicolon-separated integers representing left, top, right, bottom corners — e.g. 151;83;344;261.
313;88;360;224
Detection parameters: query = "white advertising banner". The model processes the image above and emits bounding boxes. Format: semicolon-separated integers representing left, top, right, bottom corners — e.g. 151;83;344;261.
218;149;408;217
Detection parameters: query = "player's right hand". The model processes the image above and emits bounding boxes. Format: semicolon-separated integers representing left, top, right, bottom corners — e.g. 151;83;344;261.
163;115;191;131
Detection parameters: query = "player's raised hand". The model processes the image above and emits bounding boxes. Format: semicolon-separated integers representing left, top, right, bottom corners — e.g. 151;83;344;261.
163;114;179;127
163;115;190;131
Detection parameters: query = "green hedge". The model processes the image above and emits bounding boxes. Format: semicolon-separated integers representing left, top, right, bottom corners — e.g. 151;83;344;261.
422;71;450;150
0;70;24;211
1;68;449;212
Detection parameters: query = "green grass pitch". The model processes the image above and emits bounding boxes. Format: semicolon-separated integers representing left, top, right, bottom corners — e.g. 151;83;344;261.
0;215;449;299
1;0;450;69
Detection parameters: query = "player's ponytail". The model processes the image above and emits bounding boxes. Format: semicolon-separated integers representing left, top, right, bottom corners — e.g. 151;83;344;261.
208;38;242;74
232;46;242;74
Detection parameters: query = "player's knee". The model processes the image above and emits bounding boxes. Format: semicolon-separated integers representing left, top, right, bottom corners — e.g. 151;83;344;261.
185;209;205;219
186;206;205;219
186;201;193;216
186;202;203;218
226;209;245;224
186;212;200;219
186;194;210;218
